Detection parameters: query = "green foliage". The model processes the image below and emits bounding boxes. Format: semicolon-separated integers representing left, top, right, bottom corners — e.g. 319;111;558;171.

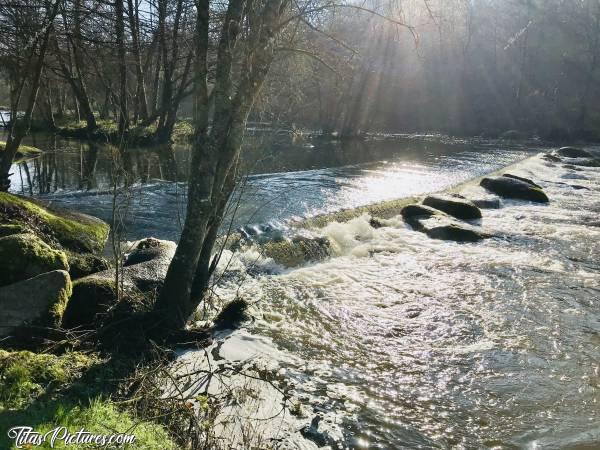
0;351;176;449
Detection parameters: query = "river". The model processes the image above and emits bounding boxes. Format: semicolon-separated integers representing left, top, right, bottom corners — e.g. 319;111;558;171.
5;132;600;448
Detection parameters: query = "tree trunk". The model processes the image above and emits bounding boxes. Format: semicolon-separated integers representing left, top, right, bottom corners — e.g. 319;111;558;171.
115;0;129;136
155;0;282;331
0;0;59;191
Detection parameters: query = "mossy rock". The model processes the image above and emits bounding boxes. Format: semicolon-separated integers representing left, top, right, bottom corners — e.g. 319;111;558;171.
0;270;72;337
66;251;110;280
0;192;109;253
61;278;118;328
262;236;331;267
0;233;69;286
0;140;42;162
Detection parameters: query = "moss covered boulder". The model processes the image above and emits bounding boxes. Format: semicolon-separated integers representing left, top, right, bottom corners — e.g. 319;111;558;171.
262;236;331;267
0;192;109;253
66;251;110;280
63;238;176;329
0;270;72;336
61;278;118;328
0;233;69;286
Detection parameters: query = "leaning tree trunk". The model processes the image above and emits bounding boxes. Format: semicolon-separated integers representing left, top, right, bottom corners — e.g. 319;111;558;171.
155;0;282;331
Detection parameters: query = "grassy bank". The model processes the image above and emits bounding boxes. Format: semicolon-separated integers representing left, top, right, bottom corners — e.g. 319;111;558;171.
0;141;43;162
0;350;177;449
54;120;194;146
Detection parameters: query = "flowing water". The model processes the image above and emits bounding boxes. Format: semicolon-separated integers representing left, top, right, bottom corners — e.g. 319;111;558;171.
5;132;600;448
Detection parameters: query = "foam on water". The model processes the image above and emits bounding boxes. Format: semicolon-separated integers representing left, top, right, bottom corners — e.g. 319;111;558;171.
185;151;600;448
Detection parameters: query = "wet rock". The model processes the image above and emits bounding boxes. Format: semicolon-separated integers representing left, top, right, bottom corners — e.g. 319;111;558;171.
543;153;562;162
369;217;384;229
480;176;549;203
470;197;501;209
262;236;331;267
401;204;488;242
400;204;438;229
0;270;72;336
62;238;176;328
556;147;593;158
422;194;482;220
301;415;341;449
502;173;542;189
213;298;250;330
0;233;69;286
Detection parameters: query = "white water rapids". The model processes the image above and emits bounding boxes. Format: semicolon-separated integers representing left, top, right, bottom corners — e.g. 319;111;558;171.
178;152;600;449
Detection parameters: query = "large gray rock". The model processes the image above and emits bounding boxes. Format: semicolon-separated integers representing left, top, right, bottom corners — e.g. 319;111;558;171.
0;270;72;336
401;204;488;242
0;233;69;287
556;147;593;158
480;176;549;203
62;238;176;328
422;194;482;220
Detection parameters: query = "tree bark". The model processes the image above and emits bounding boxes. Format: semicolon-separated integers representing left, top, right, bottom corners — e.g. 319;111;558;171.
155;0;282;331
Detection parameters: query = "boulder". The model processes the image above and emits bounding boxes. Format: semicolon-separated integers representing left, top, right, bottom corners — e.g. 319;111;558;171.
66;252;110;280
400;204;439;229
480;176;549;203
262;236;331;267
543;153;562;162
0;192;109;253
0;270;72;336
401;204;488;242
502;173;542;189
0;233;69;286
62;238;176;328
422;194;482;220
470;197;501;209
556;147;593;158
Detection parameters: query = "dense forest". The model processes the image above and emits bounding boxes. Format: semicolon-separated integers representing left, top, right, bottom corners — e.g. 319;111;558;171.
2;0;600;143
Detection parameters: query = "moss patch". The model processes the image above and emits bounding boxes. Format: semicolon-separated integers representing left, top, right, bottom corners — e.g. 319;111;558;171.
299;196;418;229
0;351;176;449
0;192;109;253
0;350;97;410
0;141;43;162
0;233;69;286
66;251;110;280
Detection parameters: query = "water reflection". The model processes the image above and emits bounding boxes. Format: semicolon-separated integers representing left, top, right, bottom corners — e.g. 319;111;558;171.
5;132;538;240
